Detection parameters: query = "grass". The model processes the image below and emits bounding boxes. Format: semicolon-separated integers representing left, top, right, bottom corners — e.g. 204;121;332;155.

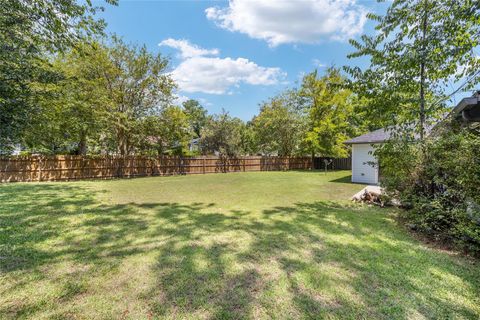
0;170;479;319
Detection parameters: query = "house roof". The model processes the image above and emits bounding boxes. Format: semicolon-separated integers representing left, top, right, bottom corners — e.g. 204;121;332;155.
344;128;391;144
451;91;480;122
346;91;480;145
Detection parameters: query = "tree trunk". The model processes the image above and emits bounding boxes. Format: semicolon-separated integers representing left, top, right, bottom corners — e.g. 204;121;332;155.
78;131;87;155
117;127;128;156
311;150;315;170
419;0;429;141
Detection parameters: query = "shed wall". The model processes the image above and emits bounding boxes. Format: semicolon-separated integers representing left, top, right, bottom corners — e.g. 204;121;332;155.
351;144;379;184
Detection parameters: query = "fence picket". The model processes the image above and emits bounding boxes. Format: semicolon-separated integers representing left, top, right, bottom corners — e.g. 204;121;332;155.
0;156;350;183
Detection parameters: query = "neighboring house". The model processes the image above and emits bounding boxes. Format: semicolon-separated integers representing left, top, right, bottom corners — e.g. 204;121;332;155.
12;145;21;156
451;91;480;122
345;91;480;185
188;138;200;153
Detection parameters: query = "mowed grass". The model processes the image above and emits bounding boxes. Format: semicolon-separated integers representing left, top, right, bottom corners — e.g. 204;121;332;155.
0;171;479;320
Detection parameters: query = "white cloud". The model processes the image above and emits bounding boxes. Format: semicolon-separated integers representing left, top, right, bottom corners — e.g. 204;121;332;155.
159;38;219;58
198;98;213;107
160;39;285;94
173;94;190;105
205;0;367;47
312;59;326;68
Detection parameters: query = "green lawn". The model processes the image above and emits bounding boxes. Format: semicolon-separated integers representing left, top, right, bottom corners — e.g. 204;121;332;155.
0;171;479;319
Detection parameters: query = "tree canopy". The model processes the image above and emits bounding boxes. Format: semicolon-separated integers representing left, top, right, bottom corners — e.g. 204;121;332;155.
200;110;246;157
299;68;360;158
346;0;480;138
252;92;304;156
0;0;117;153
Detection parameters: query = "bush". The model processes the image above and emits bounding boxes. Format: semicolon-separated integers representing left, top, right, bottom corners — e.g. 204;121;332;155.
377;124;480;254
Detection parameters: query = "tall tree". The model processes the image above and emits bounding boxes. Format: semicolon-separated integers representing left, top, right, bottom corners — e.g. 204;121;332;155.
182;99;208;138
299;68;357;158
24;38;176;156
252;94;304;156
346;0;480;138
24;43;110;155
94;37;176;155
0;0;117;153
239;122;257;156
139;106;192;155
200;110;245;156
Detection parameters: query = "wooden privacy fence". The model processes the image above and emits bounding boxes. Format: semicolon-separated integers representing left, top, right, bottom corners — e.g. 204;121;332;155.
313;157;351;170
0;156;316;182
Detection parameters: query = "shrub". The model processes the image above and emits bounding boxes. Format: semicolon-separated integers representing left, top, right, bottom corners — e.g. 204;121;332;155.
377;124;480;254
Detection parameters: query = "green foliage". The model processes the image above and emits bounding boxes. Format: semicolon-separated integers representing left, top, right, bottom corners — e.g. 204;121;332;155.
378;124;480;253
99;36;176;155
239;122;257;156
0;0;117;153
298;68;361;158
139;106;192;155
200;110;245;156
252;93;304;156
347;0;480;254
250;68;363;158
24;37;176;155
24;43;110;155
346;0;480;136
182;99;208;138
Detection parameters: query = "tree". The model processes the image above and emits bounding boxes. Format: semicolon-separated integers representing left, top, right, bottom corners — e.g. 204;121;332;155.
22;37;176;156
24;43;110;155
139;106;192;155
298;68;358;158
182;99;208;138
200;110;245;156
93;37;176;155
0;0;117;153
376;122;480;254
252;93;304;156
346;0;480;138
239;122;257;156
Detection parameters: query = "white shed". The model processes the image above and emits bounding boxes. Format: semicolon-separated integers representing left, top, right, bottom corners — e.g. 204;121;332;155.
345;129;390;185
344;91;480;185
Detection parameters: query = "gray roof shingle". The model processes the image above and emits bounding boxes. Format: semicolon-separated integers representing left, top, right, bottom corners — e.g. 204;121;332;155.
344;128;391;144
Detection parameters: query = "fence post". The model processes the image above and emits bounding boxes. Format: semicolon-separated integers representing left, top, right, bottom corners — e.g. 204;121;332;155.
203;157;206;174
37;156;42;182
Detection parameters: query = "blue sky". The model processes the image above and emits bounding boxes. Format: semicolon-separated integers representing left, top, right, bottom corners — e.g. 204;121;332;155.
97;0;389;120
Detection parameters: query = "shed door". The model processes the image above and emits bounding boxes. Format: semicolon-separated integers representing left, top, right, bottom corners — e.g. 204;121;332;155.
351;144;378;184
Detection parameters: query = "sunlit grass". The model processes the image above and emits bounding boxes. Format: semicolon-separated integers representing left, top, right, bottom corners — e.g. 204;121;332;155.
0;171;478;319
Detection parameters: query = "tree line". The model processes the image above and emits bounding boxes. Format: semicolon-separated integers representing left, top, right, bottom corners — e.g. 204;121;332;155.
7;0;477;160
0;0;371;157
1;0;478;159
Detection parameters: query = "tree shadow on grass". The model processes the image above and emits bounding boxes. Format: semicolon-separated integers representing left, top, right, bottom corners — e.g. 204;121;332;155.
260;202;480;319
0;184;152;272
0;184;479;319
